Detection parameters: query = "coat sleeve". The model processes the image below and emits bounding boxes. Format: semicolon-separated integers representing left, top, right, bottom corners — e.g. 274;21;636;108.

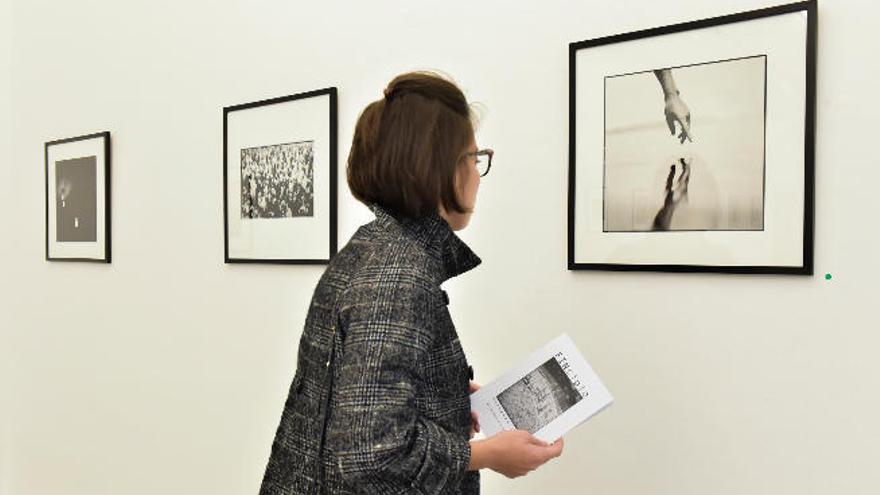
327;274;471;494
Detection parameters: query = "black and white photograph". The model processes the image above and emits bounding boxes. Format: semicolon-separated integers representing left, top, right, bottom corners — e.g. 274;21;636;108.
497;357;584;434
604;56;766;232
45;132;111;262
240;140;314;219
569;1;815;274
55;155;98;242
224;87;337;264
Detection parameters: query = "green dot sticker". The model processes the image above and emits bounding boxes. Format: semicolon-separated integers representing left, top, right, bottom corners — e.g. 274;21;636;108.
824;273;832;280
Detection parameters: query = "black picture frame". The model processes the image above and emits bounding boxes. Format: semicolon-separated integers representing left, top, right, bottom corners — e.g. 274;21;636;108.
45;131;112;263
223;87;338;264
568;1;816;275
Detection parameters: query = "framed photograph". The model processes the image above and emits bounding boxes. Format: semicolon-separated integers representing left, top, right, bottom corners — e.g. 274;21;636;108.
223;87;337;264
568;1;816;274
45;131;111;263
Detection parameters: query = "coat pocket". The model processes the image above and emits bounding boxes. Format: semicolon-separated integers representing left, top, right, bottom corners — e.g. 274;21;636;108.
284;370;305;410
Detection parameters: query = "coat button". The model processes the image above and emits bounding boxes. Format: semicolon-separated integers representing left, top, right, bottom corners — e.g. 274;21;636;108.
468;365;474;380
440;290;450;305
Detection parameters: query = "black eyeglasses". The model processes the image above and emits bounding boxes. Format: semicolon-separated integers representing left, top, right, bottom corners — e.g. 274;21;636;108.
465;148;494;177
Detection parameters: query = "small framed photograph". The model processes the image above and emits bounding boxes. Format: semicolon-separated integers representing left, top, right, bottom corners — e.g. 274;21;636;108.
45;131;111;263
223;87;338;264
568;1;816;274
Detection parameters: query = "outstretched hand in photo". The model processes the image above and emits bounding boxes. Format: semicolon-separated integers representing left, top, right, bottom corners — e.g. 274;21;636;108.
604;57;767;232
654;68;694;143
652;157;692;231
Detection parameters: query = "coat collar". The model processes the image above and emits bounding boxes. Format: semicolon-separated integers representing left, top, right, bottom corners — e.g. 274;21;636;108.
368;204;482;283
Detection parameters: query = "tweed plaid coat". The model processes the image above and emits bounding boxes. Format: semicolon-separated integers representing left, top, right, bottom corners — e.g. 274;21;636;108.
259;204;482;494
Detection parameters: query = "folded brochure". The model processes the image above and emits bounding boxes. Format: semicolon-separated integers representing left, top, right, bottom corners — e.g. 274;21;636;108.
469;334;613;443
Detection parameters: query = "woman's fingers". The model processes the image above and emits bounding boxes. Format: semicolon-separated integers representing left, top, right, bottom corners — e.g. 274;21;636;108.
469;411;480;436
529;435;564;459
469;381;481;437
528;434;550;446
547;437;565;458
486;430;565;478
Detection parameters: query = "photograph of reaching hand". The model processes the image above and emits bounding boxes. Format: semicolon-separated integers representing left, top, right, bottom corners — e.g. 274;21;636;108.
603;55;767;232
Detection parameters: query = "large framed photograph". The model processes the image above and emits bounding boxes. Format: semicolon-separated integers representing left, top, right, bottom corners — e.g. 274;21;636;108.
224;87;337;264
45;131;111;263
568;1;816;274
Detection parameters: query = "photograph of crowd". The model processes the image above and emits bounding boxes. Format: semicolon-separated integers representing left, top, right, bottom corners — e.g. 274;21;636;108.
240;140;314;219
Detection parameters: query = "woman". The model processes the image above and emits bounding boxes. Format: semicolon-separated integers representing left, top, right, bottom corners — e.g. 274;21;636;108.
260;71;563;494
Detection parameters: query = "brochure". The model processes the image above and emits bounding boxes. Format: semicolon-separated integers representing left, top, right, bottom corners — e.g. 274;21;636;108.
469;334;613;443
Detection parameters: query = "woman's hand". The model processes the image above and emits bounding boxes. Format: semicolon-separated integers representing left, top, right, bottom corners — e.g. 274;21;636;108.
484;430;565;478
468;380;481;439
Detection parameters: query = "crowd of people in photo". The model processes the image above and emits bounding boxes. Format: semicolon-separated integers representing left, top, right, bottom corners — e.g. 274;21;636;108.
240;141;314;219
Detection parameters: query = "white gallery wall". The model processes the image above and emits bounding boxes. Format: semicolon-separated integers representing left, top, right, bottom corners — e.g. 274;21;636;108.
1;0;14;492
2;0;879;494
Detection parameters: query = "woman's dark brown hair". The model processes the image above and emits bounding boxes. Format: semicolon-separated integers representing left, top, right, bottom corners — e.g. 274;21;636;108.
347;71;475;219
